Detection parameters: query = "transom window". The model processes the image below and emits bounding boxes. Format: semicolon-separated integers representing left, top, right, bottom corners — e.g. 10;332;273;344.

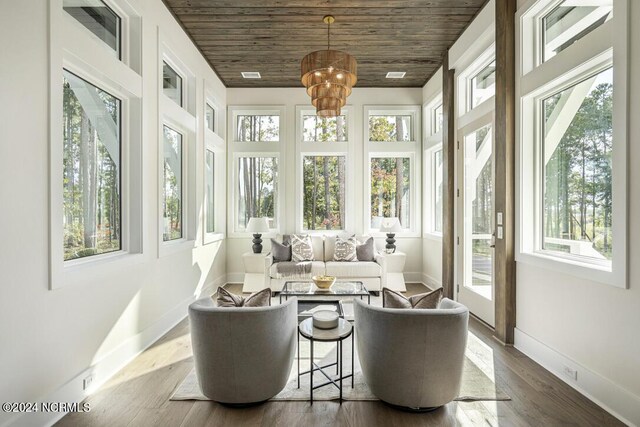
63;0;121;58
205;103;215;133
162;62;182;107
236;115;279;142
542;0;613;63
369;115;412;142
302;115;347;142
470;61;496;109
62;70;121;260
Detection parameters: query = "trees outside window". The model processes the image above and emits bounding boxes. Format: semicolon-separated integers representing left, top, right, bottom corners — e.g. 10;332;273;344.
237;157;278;229
369;115;412;142
542;67;613;261
162;126;182;241
302;156;346;230
63;70;121;260
236;115;279;142
302;115;347;142
205;150;214;233
370;157;410;228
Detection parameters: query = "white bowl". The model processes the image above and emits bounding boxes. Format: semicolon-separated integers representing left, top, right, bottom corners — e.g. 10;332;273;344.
312;310;339;329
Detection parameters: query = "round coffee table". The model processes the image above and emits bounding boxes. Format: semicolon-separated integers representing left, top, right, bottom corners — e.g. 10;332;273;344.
297;317;354;404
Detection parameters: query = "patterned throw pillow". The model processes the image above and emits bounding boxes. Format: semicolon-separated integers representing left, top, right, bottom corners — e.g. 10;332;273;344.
333;235;358;262
291;234;315;262
382;287;443;309
216;287;271;307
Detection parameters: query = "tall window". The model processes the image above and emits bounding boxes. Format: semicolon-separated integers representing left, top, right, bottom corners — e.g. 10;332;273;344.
519;0;625;286
162;126;182;241
162;62;182;107
542;67;613;262
63;0;121;58
62;70;121;261
433;149;444;233
205;150;215;234
369;115;412;142
237;157;278;230
302;115;347;142
370;157;411;228
236;115;279;142
303;156;346;230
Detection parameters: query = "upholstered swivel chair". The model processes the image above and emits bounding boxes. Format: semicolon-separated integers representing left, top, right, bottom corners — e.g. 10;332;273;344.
189;297;297;405
354;297;469;410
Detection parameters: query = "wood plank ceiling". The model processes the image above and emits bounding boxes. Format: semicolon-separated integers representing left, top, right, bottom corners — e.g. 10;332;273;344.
163;0;488;88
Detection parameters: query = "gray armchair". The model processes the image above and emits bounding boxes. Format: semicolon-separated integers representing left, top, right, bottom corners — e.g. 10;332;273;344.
353;298;469;410
188;297;298;405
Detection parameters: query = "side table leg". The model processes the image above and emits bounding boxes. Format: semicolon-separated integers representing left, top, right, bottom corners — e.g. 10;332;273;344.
339;339;343;404
297;332;300;389
310;338;314;404
351;333;355;388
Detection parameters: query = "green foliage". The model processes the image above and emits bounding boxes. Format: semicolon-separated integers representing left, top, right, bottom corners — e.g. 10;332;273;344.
370;157;410;227
238;157;277;228
237;115;279;142
303;156;345;230
63;74;121;260
543;77;613;259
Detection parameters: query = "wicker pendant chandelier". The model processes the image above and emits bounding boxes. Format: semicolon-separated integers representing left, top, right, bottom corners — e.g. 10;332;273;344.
301;15;357;117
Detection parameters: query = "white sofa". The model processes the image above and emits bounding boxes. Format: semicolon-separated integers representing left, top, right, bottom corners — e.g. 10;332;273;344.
264;235;390;293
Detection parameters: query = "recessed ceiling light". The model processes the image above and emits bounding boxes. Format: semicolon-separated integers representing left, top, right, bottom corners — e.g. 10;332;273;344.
241;72;261;79
386;72;406;79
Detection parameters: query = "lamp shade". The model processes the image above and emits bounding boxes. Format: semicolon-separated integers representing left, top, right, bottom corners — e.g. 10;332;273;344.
246;217;269;233
379;217;402;233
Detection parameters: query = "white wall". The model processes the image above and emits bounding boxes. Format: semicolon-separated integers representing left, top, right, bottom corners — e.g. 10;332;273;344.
0;1;226;426
225;87;424;283
422;67;444;287
512;2;640;424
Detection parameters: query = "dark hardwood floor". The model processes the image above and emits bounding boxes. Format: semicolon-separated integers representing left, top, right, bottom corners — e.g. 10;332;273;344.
57;285;623;427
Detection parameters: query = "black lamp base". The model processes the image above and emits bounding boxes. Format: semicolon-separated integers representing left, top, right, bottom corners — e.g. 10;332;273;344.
252;233;263;253
385;233;397;254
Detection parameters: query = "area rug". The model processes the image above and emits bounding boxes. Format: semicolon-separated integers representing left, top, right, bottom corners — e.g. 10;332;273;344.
170;336;510;402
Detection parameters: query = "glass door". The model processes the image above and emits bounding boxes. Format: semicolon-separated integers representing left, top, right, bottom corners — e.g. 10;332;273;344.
457;117;495;326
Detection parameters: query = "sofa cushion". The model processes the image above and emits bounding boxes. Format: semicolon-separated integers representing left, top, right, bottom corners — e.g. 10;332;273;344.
356;236;375;261
216;287;271;307
291;234;314;262
325;261;382;278
271;238;291;262
333;235;358;262
270;261;325;279
382;287;443;309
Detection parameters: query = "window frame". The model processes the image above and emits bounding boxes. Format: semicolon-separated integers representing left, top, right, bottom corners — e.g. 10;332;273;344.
63;0;122;60
203;93;225;245
366;106;420;144
424;144;444;240
516;0;629;288
160;124;185;243
294;106;355;234
457;45;496;117
228;106;285;237
49;0;143;289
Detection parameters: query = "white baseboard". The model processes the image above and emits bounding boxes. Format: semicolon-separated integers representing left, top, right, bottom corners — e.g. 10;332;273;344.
420;272;441;289
5;289;208;427
514;328;640;427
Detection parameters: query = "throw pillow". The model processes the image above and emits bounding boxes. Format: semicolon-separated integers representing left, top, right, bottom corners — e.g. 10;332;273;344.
271;238;291;262
356;236;375;261
216;287;272;307
291;234;315;262
382;287;443;309
333;235;358;262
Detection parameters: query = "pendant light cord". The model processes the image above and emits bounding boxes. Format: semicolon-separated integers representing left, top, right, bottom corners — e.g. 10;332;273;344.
327;20;330;50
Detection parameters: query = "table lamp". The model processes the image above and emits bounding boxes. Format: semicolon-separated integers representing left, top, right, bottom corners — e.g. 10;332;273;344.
379;217;402;253
246;217;269;253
